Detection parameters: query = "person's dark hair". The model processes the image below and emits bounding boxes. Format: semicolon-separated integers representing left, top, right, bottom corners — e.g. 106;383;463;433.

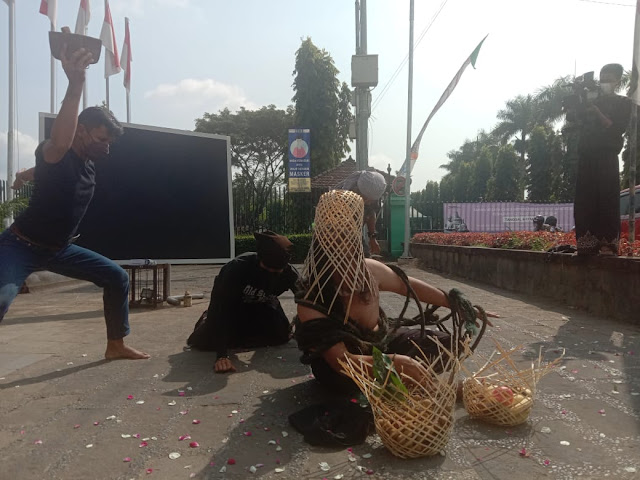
78;106;124;138
600;63;624;81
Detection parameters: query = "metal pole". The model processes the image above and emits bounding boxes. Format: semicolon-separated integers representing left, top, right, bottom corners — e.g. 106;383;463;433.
50;21;56;113
125;16;131;122
106;77;110;110
82;25;88;110
126;90;131;123
401;0;415;259
354;0;370;170
5;0;16;228
355;1;361;55
629;104;637;248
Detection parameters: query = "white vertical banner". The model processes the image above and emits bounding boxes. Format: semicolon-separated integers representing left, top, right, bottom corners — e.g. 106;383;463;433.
121;17;132;122
75;0;91;110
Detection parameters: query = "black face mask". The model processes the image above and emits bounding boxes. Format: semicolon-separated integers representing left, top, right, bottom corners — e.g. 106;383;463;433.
84;133;110;160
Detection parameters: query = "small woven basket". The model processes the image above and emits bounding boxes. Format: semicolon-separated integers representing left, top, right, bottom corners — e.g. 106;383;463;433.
462;341;563;427
339;338;465;458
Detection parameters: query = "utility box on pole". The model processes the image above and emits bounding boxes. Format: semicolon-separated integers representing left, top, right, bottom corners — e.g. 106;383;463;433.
351;54;378;88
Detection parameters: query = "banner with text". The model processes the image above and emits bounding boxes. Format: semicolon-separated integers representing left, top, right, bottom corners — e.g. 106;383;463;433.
443;202;574;232
288;128;311;193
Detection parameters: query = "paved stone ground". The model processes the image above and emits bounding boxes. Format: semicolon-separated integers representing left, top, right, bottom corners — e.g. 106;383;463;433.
1;263;639;480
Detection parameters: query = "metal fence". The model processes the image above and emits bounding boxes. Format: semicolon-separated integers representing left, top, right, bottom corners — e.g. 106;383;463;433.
0;180;32;226
232;185;315;235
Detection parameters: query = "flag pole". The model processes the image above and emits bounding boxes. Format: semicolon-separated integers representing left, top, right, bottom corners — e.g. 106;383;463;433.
5;0;16;227
124;16;131;122
401;0;415;259
50;20;56;113
82;23;88;110
106;77;110;110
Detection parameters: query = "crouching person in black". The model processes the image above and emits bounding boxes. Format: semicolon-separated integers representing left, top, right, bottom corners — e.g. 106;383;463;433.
187;231;299;373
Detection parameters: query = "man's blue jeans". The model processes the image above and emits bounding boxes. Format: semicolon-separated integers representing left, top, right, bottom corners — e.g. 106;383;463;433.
0;229;130;340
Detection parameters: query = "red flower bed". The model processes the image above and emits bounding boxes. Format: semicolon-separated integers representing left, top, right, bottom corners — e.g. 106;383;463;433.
412;231;640;256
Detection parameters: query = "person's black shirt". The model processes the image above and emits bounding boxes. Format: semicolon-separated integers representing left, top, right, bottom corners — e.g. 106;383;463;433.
14;144;96;247
208;252;299;357
579;94;631;155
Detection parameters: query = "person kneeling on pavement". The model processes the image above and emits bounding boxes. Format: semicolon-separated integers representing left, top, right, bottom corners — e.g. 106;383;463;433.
187;231;300;373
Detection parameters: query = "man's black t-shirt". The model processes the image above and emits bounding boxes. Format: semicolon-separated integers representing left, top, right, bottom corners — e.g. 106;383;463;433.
579;94;631;155
206;252;299;357
14;144;96;247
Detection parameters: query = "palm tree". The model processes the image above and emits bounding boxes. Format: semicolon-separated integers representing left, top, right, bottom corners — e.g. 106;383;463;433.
534;75;573;124
492;95;542;164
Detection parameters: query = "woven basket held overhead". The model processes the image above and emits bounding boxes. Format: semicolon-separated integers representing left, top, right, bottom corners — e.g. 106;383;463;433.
339;338;468;458
462;340;563;427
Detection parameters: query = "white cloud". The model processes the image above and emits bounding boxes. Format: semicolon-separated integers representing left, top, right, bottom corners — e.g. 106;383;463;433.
144;78;257;111
0;131;39;182
368;152;396;175
111;0;190;17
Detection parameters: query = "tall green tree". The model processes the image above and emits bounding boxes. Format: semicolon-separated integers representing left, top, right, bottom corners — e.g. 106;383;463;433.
195;105;292;226
486;145;521;201
471;146;493;201
526;126;554;202
292;38;353;176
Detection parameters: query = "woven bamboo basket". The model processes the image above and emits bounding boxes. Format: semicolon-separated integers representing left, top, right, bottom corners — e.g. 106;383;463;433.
462;341;563;427
339;338;465;458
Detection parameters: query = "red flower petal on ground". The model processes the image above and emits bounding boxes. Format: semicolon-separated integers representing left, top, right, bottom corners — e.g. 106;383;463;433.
189;441;199;448
146;468;153;474
227;458;236;465
123;457;131;462
127;395;134;400
192;420;201;424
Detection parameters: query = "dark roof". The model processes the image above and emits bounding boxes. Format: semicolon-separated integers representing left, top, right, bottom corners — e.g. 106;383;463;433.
311;157;394;190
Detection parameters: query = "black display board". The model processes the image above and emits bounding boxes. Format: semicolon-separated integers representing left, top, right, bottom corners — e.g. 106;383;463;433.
40;114;234;263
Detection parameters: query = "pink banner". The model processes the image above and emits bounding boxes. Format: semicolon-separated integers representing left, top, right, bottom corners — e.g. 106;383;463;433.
443;203;574;232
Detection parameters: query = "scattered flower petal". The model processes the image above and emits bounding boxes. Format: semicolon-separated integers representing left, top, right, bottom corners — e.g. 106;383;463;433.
139;441;149;448
189;441;199;448
334;475;344;480
362;453;372;459
169;452;181;460
262;390;269;394
192;419;201;425
179;435;191;441
127;395;134;400
219;467;227;473
244;431;252;436
190;474;196;479
123;457;131;462
263;427;270;431
168;400;176;406
281;431;289;437
268;440;277;445
86;444;93;448
93;422;100;426
624;467;637;473
34;440;43;445
275;468;285;473
544;460;550;466
231;410;239;414
187;387;193;391
151;437;157;441
133;433;141;438
319;462;330;472
178;391;186;397
121;434;131;439
541;427;551;434
519;448;530;458
179;411;188;415
347;448;353;452
74;424;81;429
560;441;570;446
276;446;282;452
146;468;153;474
227;458;236;465
598;409;606;415
106;415;116;420
366;469;374;475
136;400;145;405
249;466;257;474
239;419;245;423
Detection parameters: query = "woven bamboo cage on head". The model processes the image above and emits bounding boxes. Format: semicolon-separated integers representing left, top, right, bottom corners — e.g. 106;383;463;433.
462;340;563;427
302;190;378;323
339;337;469;458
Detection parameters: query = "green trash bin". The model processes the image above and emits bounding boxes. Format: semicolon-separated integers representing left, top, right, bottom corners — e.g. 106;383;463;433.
389;193;410;258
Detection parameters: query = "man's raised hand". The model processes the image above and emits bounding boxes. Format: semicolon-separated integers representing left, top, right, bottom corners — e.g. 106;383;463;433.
59;27;93;86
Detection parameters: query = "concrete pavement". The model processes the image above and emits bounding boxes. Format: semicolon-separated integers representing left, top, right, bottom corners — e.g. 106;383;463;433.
0;263;638;480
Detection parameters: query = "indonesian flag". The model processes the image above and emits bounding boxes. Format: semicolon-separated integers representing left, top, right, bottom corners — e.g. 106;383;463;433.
39;0;57;26
74;0;91;35
121;18;132;91
100;0;121;78
631;0;640;105
399;35;488;177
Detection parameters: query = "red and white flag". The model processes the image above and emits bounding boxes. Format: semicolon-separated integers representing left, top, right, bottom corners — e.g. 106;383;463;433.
74;0;91;35
39;0;57;26
121;17;132;91
100;0;121;78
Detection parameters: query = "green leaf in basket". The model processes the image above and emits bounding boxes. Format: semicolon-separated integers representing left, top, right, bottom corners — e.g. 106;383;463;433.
371;346;409;399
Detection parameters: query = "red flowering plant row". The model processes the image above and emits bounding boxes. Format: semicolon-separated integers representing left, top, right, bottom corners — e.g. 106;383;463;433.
412;231;640;256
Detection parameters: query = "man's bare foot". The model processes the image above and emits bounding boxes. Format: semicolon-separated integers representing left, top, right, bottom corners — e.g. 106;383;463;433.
105;339;150;360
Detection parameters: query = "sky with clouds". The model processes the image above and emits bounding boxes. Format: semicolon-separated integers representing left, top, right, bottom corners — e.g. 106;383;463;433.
0;0;636;187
